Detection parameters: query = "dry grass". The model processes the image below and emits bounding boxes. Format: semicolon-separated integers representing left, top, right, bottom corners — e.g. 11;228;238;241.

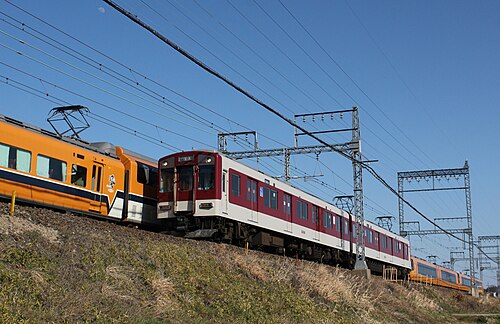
292;263;379;321
1;202;499;323
0;211;59;243
150;275;178;314
405;287;442;312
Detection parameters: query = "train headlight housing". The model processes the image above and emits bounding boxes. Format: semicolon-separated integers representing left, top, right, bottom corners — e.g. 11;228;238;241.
199;203;213;209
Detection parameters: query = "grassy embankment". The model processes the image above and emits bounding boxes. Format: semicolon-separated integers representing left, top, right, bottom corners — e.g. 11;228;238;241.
0;203;499;323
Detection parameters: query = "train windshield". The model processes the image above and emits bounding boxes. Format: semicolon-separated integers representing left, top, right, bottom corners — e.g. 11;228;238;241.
178;166;193;191
160;168;174;193
198;165;215;190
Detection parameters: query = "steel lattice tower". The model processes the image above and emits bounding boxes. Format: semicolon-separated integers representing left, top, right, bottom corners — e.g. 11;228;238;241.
398;162;476;295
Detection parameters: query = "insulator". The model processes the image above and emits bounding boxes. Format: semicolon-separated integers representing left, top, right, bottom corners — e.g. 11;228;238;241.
340;112;343;119
321;114;325;121
303;116;306;122
245;134;248;141
312;116;316;122
330;113;334;120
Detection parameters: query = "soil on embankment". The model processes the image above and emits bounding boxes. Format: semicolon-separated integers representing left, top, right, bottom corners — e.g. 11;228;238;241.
0;202;498;323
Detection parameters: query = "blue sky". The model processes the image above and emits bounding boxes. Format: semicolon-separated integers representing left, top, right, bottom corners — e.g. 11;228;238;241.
1;0;499;285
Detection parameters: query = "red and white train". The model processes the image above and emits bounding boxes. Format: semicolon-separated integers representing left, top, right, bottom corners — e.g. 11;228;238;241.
157;150;411;274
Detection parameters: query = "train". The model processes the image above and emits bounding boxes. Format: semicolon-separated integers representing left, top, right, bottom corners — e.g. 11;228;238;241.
157;150;411;274
0;114;160;226
409;256;484;293
0;114;483;293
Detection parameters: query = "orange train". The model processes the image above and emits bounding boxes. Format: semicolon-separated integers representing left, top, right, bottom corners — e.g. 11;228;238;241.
0;114;160;226
409;256;483;294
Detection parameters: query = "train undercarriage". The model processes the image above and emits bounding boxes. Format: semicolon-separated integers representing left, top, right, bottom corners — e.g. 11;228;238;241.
169;215;409;277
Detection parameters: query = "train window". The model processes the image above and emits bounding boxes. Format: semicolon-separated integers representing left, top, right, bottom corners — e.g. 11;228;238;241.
335;215;340;232
344;219;349;235
417;264;437;278
137;162;158;186
0;143;31;172
296;200;308;220
271;189;277;209
367;230;373;244
323;211;333;229
441;270;457;284
231;173;240;197
71;164;87;187
198;165;215;190
262;187;278;210
312;206;319;224
91;165;102;191
246;179;257;203
381;235;387;249
178;167;193;191
283;193;291;215
160;168;174;193
36;155;67;182
462;277;471;287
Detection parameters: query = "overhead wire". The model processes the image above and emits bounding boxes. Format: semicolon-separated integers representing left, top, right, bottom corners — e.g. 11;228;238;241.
276;0;438;167
100;0;496;265
0;4;359;207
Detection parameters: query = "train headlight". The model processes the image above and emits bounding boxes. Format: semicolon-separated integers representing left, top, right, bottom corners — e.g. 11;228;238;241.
162;161;168;167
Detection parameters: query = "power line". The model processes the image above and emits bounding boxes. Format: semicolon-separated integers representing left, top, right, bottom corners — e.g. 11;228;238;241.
101;0;496;265
277;0;438;167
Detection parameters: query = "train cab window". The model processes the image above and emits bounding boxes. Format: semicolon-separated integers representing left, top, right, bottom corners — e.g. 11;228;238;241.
283;193;291;215
137;162;158;186
160;168;174;193
0;143;31;172
71;164;87;187
36;155;67;182
231;173;240;196
198;165;215;190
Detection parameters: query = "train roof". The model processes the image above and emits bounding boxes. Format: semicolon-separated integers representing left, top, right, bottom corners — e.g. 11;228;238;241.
1;114;154;164
161;150;404;239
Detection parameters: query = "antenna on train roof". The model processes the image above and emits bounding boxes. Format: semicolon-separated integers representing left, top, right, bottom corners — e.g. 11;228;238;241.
47;105;90;139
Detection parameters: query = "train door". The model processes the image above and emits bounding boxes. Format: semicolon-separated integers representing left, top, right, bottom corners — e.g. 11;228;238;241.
89;162;103;214
247;178;258;222
313;206;320;241
174;165;195;214
284;193;292;232
222;169;228;214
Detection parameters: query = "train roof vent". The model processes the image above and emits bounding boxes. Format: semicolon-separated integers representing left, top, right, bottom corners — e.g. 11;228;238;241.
91;142;116;155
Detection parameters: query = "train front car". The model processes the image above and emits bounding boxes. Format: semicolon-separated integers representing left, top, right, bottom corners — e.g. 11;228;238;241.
158;151;223;237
